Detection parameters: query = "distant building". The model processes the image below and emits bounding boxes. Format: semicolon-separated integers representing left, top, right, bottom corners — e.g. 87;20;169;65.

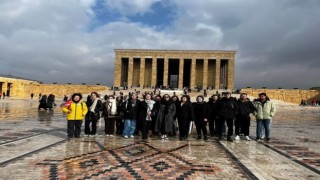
113;49;236;90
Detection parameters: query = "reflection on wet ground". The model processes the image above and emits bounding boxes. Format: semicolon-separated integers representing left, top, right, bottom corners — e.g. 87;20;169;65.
0;100;320;179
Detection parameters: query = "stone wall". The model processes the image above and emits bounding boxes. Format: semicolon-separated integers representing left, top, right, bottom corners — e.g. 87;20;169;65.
241;88;320;104
24;84;107;98
0;76;107;99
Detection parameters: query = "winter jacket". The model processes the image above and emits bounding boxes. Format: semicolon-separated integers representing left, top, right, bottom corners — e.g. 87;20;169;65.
253;100;276;120
192;102;208;120
177;102;194;122
237;98;256;117
155;102;176;133
121;99;140;119
217;97;238;119
62;101;88;120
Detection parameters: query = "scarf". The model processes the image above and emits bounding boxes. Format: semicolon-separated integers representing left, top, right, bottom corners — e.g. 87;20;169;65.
107;99;117;115
145;99;155;121
90;98;99;113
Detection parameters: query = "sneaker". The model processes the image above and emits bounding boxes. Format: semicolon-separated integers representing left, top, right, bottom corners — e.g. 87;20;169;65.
266;138;271;142
227;137;233;142
109;134;113;137
161;135;165;139
130;135;134;138
164;135;167;138
245;136;251;141
105;134;110;137
234;135;240;140
124;135;128;138
256;138;261;142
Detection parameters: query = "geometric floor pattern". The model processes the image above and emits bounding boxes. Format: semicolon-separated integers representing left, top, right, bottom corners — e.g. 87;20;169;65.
36;142;222;179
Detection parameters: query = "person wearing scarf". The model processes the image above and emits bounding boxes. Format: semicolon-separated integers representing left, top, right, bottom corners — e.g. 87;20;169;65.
85;92;103;137
139;93;155;140
102;95;119;136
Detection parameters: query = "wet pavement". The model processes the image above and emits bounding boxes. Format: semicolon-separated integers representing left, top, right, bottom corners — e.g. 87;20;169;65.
0;99;320;179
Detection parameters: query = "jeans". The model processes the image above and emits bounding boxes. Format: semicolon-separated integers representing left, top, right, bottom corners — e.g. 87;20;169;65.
256;119;270;139
123;119;136;136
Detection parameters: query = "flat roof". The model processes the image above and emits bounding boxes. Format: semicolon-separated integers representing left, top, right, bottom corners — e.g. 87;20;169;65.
0;74;41;83
114;49;236;54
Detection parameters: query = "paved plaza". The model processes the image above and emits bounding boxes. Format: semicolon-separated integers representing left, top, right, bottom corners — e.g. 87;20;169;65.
0;99;320;179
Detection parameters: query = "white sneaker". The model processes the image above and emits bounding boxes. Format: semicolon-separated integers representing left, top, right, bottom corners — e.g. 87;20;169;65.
110;134;113;137
161;135;165;139
245;136;251;141
130;135;134;138
124;135;128;138
234;135;240;140
105;134;110;136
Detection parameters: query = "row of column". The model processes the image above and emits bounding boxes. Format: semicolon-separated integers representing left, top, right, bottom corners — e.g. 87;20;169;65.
114;57;234;90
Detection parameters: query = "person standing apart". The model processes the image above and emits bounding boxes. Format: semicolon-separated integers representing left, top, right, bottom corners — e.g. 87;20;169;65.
62;93;88;138
85;92;103;137
253;93;276;142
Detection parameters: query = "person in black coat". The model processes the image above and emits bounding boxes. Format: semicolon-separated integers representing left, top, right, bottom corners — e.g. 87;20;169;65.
234;93;256;141
139;93;156;140
217;92;238;142
207;95;219;137
177;95;194;140
115;96;124;135
38;95;47;110
192;95;208;140
85;92;103;137
151;95;162;136
154;94;176;139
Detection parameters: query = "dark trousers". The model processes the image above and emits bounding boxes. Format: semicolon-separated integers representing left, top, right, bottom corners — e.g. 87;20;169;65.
116;119;124;135
67;120;82;138
105;118;116;135
195;119;208;137
178;118;189;139
85;119;97;135
235;115;251;136
217;118;234;138
209;118;218;136
142;120;151;139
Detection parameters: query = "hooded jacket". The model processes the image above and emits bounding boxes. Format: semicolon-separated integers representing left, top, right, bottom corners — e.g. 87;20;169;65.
253;100;276;120
62;101;88;120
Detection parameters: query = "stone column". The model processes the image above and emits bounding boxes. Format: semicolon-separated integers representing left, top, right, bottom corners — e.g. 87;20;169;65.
127;57;134;87
2;82;8;96
139;58;145;87
190;58;196;88
178;58;184;89
113;55;122;87
151;57;157;87
227;58;235;90
163;57;169;87
203;58;208;89
215;59;220;90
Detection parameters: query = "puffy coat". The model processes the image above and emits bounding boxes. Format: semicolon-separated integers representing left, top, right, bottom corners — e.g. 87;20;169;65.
253;100;276;120
62;101;88;120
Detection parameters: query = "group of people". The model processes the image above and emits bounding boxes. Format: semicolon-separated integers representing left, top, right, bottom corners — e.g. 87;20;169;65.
38;94;56;111
61;91;276;142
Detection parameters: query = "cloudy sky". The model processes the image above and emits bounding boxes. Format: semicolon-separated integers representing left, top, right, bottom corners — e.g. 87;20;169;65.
0;0;319;89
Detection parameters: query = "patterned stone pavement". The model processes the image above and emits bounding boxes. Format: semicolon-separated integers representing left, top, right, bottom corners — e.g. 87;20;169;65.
0;100;320;179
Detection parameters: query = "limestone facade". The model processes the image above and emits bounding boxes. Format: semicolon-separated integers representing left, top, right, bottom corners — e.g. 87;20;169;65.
241;88;320;104
114;49;236;90
0;76;107;98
